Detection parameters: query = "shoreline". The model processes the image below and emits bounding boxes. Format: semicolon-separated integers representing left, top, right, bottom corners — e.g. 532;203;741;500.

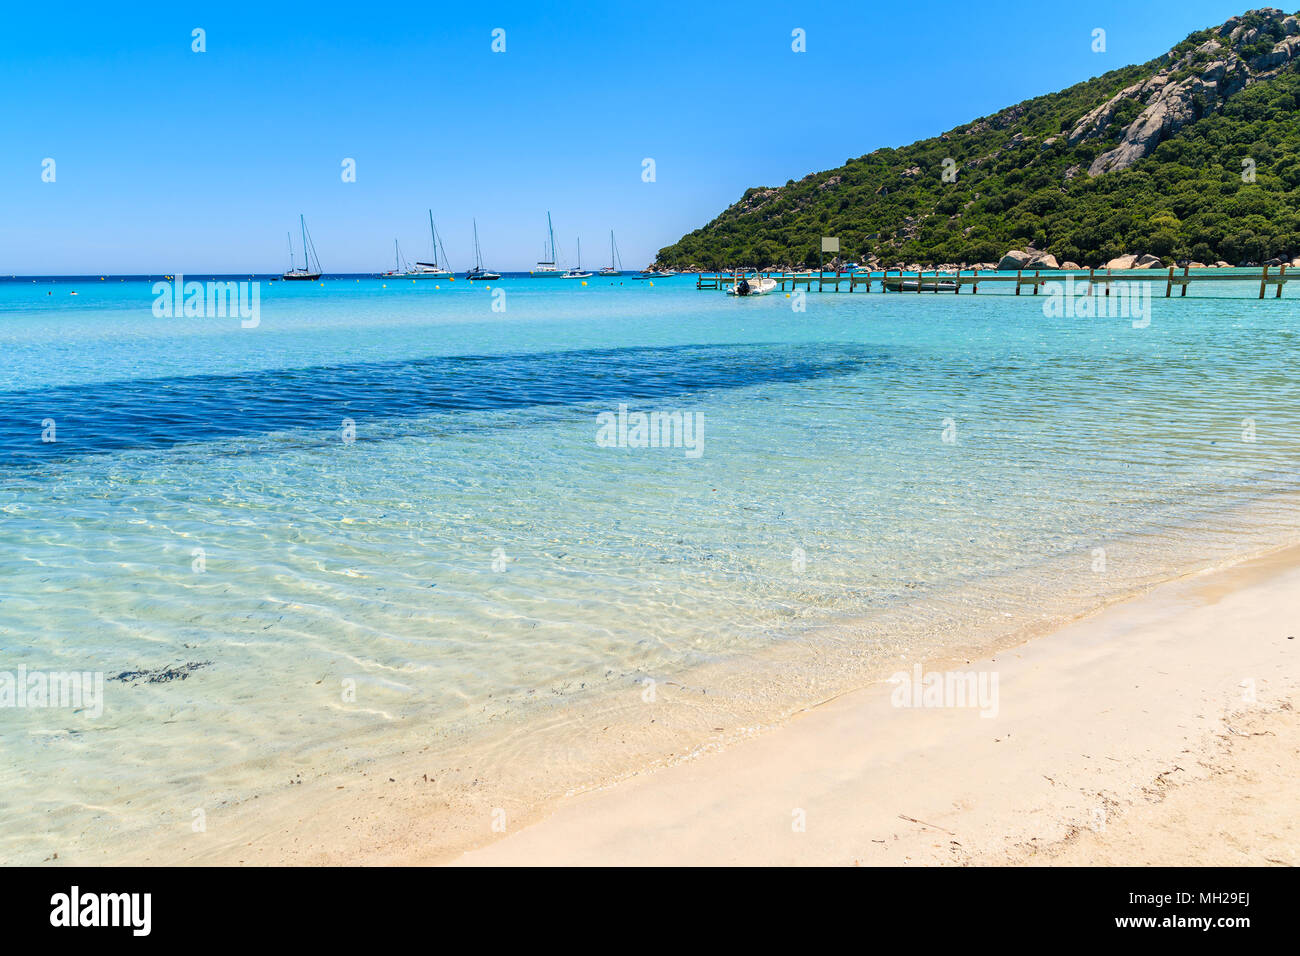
72;495;1300;867
452;542;1300;866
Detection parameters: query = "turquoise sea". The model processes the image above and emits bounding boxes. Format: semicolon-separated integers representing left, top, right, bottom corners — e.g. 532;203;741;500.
1;273;1298;863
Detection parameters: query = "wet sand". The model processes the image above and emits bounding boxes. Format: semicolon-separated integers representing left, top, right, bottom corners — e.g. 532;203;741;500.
454;545;1300;866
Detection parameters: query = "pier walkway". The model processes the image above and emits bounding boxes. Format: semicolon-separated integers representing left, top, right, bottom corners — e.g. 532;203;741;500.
695;266;1293;298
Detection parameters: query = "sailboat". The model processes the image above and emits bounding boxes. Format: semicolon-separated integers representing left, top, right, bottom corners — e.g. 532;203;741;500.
282;215;322;280
531;212;562;277
380;239;409;278
562;238;592;278
597;231;624;277
465;220;501;281
409;210;452;278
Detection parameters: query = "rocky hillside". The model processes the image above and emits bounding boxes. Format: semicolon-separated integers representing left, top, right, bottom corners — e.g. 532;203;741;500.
657;8;1300;270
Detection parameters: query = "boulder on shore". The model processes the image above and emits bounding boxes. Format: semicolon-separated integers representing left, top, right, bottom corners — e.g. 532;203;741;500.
1135;254;1164;268
1105;254;1137;270
1061;261;1082;270
1027;252;1060;270
997;250;1035;270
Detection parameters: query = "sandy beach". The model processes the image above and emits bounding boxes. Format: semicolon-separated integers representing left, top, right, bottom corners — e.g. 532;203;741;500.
95;534;1299;869
454;544;1300;866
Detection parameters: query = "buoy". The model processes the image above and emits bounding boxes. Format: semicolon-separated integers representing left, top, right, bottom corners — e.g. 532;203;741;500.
382;284;387;288
649;281;654;286
435;285;440;290
581;280;587;286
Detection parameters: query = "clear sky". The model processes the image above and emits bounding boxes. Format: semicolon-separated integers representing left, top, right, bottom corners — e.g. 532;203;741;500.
0;0;1261;274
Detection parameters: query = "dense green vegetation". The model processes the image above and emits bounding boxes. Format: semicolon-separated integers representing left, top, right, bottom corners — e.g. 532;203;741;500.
657;10;1300;269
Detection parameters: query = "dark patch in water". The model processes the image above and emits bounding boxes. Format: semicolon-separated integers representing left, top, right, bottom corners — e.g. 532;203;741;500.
0;343;876;466
109;661;213;685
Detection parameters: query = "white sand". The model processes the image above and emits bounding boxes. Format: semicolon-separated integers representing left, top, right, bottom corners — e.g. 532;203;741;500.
454;546;1300;866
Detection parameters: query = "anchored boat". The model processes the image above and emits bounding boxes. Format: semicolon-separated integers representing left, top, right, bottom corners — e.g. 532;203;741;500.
562;237;592;278
883;275;958;292
409;210;453;278
282;215;322;280
465;219;501;281
597;230;624;277
531;212;562;277
379;239;409;278
725;270;777;296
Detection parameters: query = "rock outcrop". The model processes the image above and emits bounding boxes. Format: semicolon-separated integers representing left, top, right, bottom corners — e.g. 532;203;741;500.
997;250;1036;270
996;250;1063;270
1071;9;1300;175
993;251;1173;271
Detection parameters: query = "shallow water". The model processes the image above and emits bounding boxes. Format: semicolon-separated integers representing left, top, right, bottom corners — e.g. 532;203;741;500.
1;274;1298;863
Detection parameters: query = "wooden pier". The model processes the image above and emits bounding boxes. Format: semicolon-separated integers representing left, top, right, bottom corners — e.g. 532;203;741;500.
696;265;1292;299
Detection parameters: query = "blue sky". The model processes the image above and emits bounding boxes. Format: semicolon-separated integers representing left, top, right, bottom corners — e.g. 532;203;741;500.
0;0;1260;274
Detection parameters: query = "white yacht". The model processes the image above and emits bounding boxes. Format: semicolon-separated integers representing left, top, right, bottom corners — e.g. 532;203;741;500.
531;212;563;277
597;230;623;277
562;237;592;278
409;210;452;278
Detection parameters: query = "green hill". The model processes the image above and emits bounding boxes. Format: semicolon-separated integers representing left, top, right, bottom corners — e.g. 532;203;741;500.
656;8;1300;271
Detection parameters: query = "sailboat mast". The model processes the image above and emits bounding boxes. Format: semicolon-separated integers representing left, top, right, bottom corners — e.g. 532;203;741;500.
547;212;555;262
287;231;295;270
300;215;309;272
